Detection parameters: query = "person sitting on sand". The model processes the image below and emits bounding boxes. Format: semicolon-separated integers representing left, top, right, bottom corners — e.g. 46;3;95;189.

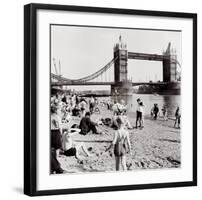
62;128;93;161
72;103;81;117
119;99;127;114
89;96;95;114
112;111;133;130
79;112;102;135
93;97;101;114
112;100;127;116
79;99;87;117
105;117;131;171
174;106;181;128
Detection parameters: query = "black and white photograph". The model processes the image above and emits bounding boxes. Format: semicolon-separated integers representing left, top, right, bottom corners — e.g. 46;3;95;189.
50;25;182;174
23;3;197;196
0;0;200;198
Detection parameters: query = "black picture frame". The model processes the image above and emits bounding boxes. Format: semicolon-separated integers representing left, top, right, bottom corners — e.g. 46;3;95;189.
24;3;197;196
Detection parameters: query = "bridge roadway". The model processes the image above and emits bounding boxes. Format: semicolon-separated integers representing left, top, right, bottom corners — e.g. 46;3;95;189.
51;81;168;86
128;52;168;61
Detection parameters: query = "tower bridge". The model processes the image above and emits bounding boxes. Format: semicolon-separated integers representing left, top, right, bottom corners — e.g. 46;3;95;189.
51;36;181;95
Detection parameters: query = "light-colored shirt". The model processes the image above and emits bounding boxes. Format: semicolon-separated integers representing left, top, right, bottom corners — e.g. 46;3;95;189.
89;97;95;104
62;133;73;150
51;113;61;130
139;105;144;114
136;104;141;112
62;129;81;150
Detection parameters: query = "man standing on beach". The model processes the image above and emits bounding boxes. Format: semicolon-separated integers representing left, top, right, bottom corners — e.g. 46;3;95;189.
135;98;142;128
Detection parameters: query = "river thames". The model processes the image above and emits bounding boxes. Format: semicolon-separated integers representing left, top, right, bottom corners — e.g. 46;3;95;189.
110;94;180;117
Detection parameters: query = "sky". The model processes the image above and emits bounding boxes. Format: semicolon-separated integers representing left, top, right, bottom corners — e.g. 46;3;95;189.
51;25;181;90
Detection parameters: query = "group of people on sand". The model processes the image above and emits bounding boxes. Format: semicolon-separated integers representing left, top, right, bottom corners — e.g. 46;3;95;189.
51;105;96;174
50;92;180;174
150;103;181;128
50;92;133;173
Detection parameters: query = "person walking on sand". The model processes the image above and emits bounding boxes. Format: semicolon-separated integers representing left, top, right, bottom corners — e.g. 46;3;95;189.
174;106;181;128
153;103;159;120
106;117;131;171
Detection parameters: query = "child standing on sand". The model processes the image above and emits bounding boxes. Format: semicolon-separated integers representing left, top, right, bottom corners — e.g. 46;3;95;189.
162;105;168;121
174;107;181;128
153;103;159;120
106;117;131;171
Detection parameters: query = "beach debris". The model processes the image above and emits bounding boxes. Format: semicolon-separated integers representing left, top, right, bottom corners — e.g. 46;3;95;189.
88;147;93;151
77;160;84;165
71;124;79;129
166;156;181;166
126;162;132;170
140;161;145;168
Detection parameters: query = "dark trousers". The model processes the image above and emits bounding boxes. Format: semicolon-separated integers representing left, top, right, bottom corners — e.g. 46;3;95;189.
136;111;142;127
51;148;61;173
89;123;97;133
51;130;62;173
80;123;98;135
154;112;158;120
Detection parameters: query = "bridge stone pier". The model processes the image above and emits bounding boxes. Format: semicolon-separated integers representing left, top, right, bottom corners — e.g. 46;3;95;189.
162;43;178;82
111;36;133;96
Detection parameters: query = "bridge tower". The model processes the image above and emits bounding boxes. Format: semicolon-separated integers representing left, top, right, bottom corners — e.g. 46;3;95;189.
163;42;177;82
111;36;133;96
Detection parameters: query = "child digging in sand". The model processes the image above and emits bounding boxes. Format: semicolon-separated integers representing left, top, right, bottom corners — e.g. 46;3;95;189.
62;128;93;162
105;117;131;171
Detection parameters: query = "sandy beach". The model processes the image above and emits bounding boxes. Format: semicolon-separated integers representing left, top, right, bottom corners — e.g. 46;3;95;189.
58;105;181;173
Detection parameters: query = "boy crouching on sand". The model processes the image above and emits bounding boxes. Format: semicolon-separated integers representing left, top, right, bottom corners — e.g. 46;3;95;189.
62;128;93;162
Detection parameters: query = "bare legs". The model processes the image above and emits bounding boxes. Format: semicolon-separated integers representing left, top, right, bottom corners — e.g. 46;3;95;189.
115;156;120;170
75;142;93;158
174;117;180;128
121;156;127;170
124;117;133;129
115;156;127;171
